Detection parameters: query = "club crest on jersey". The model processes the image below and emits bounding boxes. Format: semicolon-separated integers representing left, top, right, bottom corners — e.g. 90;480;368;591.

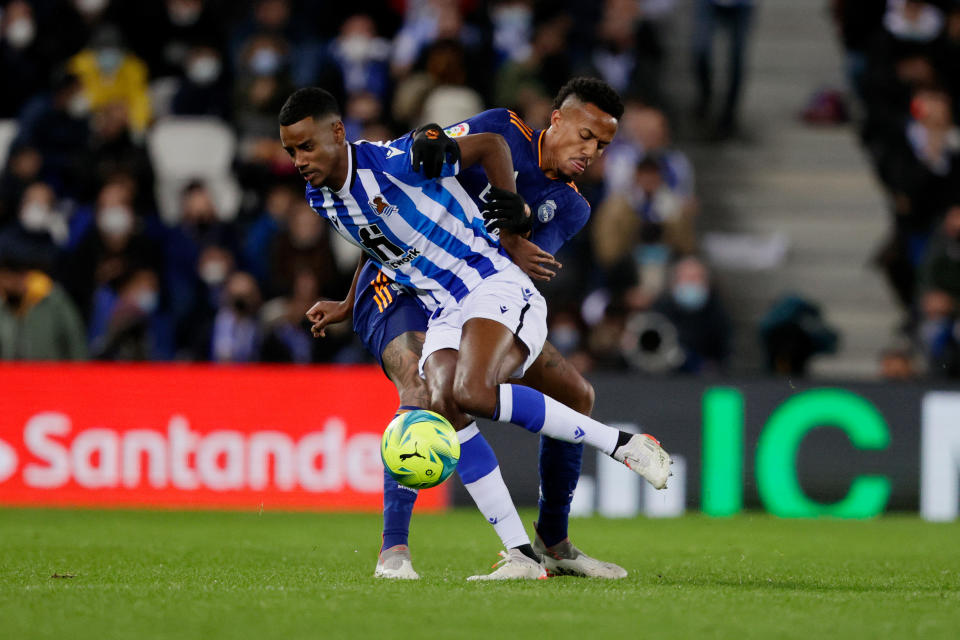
369;194;398;217
537;199;557;223
444;122;470;138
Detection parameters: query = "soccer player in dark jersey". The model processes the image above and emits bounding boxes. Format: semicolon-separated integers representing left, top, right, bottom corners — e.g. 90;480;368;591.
305;79;664;579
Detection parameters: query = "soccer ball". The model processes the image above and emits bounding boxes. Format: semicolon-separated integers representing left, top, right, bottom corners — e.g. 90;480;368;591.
381;410;460;489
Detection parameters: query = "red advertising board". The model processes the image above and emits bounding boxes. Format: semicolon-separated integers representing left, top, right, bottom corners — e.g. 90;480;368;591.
0;364;449;511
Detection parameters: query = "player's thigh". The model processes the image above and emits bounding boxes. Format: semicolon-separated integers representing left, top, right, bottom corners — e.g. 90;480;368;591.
511;339;594;415
381;331;429;409
422;348;471;429
454;317;528;415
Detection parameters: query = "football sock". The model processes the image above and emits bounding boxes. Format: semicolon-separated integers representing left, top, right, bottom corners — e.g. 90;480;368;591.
380;407;423;552
456;423;529;549
536;436;584;548
495;384;621;455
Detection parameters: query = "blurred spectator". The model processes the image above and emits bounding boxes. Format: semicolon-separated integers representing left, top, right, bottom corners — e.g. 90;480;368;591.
692;0;754;137
583;0;665;105
759;294;839;376
878;342;920;380
89;267;174;360
494;13;572;118
59;180;160;319
178;244;236;360
0;144;44;226
171;43;232;119
917;200;960;304
0;181;62;274
329;14;392;103
646;255;730;373
0;1;54;117
393;38;484;129
13;70;93;198
830;0;887;99
208;271;262;363
873;85;960;307
916;288;960;377
241;182;295;288
68;24;152;135
267;200;343;299
0;245;87;360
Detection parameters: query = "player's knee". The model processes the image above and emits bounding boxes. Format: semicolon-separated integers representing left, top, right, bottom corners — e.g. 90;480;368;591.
572;378;595;416
451;377;496;418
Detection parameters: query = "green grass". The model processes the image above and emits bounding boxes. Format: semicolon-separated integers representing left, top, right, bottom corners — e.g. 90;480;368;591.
1;509;959;640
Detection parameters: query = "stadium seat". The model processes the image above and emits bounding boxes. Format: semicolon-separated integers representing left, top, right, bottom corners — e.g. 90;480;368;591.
0;119;19;170
146;117;241;224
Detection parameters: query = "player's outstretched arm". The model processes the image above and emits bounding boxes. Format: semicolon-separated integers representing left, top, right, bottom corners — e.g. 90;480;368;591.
456;133;517;192
306;255;368;338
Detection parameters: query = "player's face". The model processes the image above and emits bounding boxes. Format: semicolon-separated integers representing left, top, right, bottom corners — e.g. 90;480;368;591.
547;99;619;181
280;115;346;189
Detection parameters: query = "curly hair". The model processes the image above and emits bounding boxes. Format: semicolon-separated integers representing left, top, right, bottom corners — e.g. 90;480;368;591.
552;77;624;120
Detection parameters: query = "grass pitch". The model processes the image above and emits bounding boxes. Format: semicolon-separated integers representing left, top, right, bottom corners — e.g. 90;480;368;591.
1;508;958;640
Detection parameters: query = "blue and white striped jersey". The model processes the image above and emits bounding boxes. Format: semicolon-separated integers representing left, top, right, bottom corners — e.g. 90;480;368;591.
305;136;515;313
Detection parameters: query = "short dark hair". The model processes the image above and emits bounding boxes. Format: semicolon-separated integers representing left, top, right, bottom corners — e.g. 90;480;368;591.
552;77;624;120
278;87;341;126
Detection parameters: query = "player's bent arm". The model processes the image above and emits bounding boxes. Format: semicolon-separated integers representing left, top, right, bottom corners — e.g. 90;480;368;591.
306;255;368;338
456;133;517;192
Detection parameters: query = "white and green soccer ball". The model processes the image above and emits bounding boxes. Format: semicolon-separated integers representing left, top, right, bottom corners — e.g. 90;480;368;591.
381;410;460;489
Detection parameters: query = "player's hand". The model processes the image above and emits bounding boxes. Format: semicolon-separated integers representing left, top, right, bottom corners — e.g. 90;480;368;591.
482;187;532;235
499;231;561;282
306;298;351;338
411;123;460;179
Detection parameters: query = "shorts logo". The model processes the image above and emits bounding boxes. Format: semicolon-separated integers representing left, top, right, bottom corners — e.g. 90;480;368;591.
444;122;470;138
573;427;585;441
521;288;533;302
537;199;557;223
500;305;508;314
369;195;398;217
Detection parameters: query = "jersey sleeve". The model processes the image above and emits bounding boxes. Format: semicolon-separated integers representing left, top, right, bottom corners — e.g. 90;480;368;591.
360;134;461;182
529;189;591;255
446;108;535;150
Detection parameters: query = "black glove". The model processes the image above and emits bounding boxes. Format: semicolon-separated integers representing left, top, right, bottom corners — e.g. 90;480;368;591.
481;187;532;235
411;123;460;179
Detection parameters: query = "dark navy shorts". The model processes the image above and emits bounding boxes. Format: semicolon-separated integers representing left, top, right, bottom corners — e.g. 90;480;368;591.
353;261;428;369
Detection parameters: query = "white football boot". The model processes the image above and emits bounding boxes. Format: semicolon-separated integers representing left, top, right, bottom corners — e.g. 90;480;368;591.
612;434;673;489
466;548;548;581
532;527;627;579
374;545;419;580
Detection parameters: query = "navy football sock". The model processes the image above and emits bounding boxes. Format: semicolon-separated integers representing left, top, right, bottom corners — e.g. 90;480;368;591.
381;467;418;551
536;435;584;548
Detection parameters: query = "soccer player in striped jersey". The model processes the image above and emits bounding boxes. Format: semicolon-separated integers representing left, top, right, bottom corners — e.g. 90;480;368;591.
280;87;672;580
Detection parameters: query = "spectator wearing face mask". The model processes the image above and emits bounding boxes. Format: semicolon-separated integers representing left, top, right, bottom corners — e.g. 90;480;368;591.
650;255;731;373
89;267;174;361
171;44;232;119
0;182;62;275
329;14;392;103
67;24;152;135
0;245;87;361
0;0;52;117
59;180;159;319
205;271;262;363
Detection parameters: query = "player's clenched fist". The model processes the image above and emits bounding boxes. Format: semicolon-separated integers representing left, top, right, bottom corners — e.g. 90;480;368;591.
482;186;532;235
411;123;460;178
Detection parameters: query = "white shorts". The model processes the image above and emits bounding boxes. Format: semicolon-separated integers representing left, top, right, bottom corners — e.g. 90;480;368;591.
419;265;548;378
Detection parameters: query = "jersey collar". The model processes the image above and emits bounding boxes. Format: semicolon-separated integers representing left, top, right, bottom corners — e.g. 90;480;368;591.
335;143;357;195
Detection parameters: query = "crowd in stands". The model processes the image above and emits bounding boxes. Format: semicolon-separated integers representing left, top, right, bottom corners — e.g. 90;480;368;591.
834;0;960;378
0;0;732;375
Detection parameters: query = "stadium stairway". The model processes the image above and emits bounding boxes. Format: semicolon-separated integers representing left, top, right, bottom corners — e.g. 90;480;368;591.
662;0;901;378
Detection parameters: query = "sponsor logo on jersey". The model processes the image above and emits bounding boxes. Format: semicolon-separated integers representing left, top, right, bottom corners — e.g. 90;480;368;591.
369;195;399;217
444;122;470;138
537;199;557;223
386;248;421;269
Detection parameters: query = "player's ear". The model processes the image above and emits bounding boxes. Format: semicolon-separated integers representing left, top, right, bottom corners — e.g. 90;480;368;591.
331;119;345;143
550;109;563;129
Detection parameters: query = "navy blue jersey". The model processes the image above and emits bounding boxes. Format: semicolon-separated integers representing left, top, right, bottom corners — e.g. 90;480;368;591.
445;108;592;254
